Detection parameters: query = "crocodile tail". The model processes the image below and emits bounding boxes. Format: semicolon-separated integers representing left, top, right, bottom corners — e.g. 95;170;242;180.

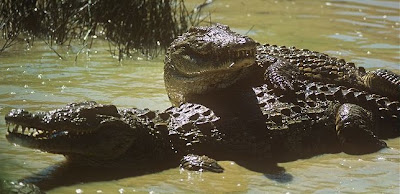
361;69;400;100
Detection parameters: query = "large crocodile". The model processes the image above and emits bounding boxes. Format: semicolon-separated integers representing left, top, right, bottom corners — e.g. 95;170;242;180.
164;23;400;152
5;24;400;175
165;24;400;105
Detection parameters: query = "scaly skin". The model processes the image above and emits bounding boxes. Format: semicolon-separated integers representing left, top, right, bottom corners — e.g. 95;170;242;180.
5;76;399;168
254;82;399;155
4;24;400;175
164;24;261;105
257;44;366;89
0;180;44;194
258;44;400;100
5;101;224;169
164;24;400;102
5;82;398;170
162;24;399;156
360;69;400;100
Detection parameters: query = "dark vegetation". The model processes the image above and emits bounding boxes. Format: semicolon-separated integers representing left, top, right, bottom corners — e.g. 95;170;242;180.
0;0;209;60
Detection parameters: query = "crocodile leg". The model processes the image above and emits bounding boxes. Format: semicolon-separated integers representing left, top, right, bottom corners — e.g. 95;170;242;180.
264;51;400;101
265;59;302;93
361;69;400;100
335;103;387;155
180;154;224;173
258;44;367;91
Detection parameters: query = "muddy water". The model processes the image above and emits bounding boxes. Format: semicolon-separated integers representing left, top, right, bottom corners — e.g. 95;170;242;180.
0;0;399;193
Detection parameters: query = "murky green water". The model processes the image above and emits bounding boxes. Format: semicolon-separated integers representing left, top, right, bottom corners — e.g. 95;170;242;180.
0;0;399;193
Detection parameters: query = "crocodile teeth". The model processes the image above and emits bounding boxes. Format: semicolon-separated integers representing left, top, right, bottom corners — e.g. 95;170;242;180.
31;131;39;137
22;126;27;134
13;125;19;133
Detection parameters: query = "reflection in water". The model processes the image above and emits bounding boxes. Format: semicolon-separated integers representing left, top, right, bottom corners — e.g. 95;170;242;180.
21;158;294;191
22;161;178;191
264;172;293;184
0;0;399;193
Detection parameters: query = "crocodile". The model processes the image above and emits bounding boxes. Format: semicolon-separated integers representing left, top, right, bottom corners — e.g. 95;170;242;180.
5;86;398;172
164;23;400;146
165;24;400;105
5;101;225;171
5;24;400;176
164;23;400;153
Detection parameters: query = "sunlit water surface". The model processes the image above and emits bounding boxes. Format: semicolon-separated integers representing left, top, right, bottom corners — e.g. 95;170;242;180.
0;0;399;193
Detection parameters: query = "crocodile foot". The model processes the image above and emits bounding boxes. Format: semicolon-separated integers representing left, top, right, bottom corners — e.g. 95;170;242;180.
335;103;387;155
180;154;224;173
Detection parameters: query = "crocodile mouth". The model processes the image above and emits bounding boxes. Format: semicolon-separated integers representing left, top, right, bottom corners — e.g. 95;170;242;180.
4;107;100;153
5;121;91;151
5;122;90;140
173;48;256;77
211;48;256;70
4;102;136;161
4;107;97;144
165;46;257;100
4;102;123;150
5;118;133;159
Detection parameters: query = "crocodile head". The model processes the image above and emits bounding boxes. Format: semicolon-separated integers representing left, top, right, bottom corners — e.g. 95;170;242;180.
165;23;257;105
5;101;136;164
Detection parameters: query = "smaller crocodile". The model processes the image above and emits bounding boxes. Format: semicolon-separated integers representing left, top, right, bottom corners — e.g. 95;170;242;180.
5;101;225;171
